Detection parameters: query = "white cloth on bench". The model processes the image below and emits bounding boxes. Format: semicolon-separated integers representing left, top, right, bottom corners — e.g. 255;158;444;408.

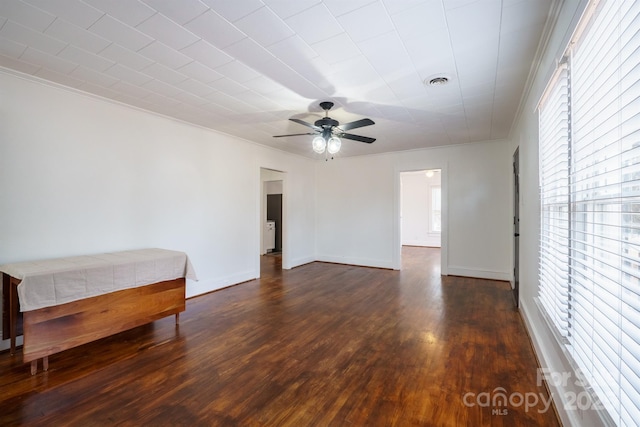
0;248;197;312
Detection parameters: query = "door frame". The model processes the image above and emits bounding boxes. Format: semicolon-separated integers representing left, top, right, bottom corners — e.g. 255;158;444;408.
513;147;520;307
258;167;287;277
394;164;448;273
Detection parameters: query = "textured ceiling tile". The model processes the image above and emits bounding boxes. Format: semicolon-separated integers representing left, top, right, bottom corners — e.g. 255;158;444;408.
0;0;55;32
141;62;188;85
202;0;264;23
180;39;234;69
177;61;224;84
322;0;377;17
336;1;395;43
262;0;321;19
177;78;216;97
0;20;66;54
83;0;155;27
98;43;154;71
136;13;199;51
234;7;294;47
185;10;245;49
69;65;119;87
104;63;153;86
382;0;429;16
223;37;276;66
357;31;413;78
208;76;249;96
25;0;103;29
88;15;153;52
24;48;66;76
285;3;342;45
268;35;318;66
34;66;84;88
45;19;111;53
137;41;193;69
57;45;114;71
0;52;41;74
142;78;183;97
214;60;261;83
0;35;28;58
242;75;285;95
390;1;447;40
142;0;208;25
312;32;360;65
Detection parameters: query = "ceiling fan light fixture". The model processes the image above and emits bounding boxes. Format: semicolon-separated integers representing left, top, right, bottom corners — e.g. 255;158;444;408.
312;136;326;153
327;137;341;154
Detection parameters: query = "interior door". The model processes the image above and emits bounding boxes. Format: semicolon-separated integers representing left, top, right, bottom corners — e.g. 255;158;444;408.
513;148;520;307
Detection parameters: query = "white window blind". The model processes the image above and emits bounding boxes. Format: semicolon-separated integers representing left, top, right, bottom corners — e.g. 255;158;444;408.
538;65;570;338
538;0;640;425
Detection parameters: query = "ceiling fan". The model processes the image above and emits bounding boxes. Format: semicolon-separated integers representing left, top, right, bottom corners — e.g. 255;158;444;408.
273;101;375;156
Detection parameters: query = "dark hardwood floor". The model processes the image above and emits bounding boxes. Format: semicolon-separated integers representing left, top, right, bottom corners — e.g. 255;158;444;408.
0;247;559;426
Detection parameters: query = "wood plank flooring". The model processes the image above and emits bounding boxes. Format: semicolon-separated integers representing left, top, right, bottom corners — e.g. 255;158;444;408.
0;247;559;426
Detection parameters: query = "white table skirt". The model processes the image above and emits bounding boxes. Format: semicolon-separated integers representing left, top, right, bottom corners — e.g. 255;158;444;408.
0;248;197;312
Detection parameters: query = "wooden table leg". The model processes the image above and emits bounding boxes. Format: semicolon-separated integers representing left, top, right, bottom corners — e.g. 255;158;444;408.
30;360;37;375
175;313;180;325
43;357;49;372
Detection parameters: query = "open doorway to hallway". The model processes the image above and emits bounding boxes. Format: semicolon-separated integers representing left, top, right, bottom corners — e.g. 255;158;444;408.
401;169;442;247
397;168;447;272
260;168;284;275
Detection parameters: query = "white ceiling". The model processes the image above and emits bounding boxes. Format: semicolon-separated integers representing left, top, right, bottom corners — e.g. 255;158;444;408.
0;0;553;158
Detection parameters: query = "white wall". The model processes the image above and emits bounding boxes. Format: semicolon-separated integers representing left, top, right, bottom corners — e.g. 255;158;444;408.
265;180;283;195
315;140;512;279
401;170;441;247
0;71;316;351
508;0;604;425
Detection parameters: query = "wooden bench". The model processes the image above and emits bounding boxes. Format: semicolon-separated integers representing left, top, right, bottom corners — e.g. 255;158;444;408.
0;249;196;374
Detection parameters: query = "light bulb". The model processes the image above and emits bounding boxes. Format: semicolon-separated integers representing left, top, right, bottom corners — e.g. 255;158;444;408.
327;137;341;154
312;136;326;153
426;170;434;178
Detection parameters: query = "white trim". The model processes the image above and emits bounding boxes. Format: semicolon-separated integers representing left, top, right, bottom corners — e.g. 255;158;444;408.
520;299;614;427
395;164;448;274
287;255;315;268
186;270;256;299
446;266;511;281
315;255;394;270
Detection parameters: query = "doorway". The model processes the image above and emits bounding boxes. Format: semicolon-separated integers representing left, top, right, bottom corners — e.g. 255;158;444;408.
400;170;442;248
513;148;520;307
395;167;448;274
259;168;285;277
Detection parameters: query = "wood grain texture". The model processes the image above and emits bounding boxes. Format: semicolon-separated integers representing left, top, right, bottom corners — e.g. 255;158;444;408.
22;278;185;363
0;248;559;426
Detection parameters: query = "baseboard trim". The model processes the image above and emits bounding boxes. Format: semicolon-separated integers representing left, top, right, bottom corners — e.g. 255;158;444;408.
447;266;511;281
186;270;256;298
315;255;394;270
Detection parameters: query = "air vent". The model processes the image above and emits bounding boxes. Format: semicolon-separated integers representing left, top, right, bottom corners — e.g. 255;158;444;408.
427;76;449;86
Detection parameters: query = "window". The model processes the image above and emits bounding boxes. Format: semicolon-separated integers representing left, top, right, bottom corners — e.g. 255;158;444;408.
538;1;640;424
430;185;441;233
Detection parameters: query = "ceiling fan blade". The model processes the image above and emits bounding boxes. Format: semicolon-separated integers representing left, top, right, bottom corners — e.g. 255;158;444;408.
273;132;317;138
339;118;375;131
340;133;376;144
290;118;321;131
